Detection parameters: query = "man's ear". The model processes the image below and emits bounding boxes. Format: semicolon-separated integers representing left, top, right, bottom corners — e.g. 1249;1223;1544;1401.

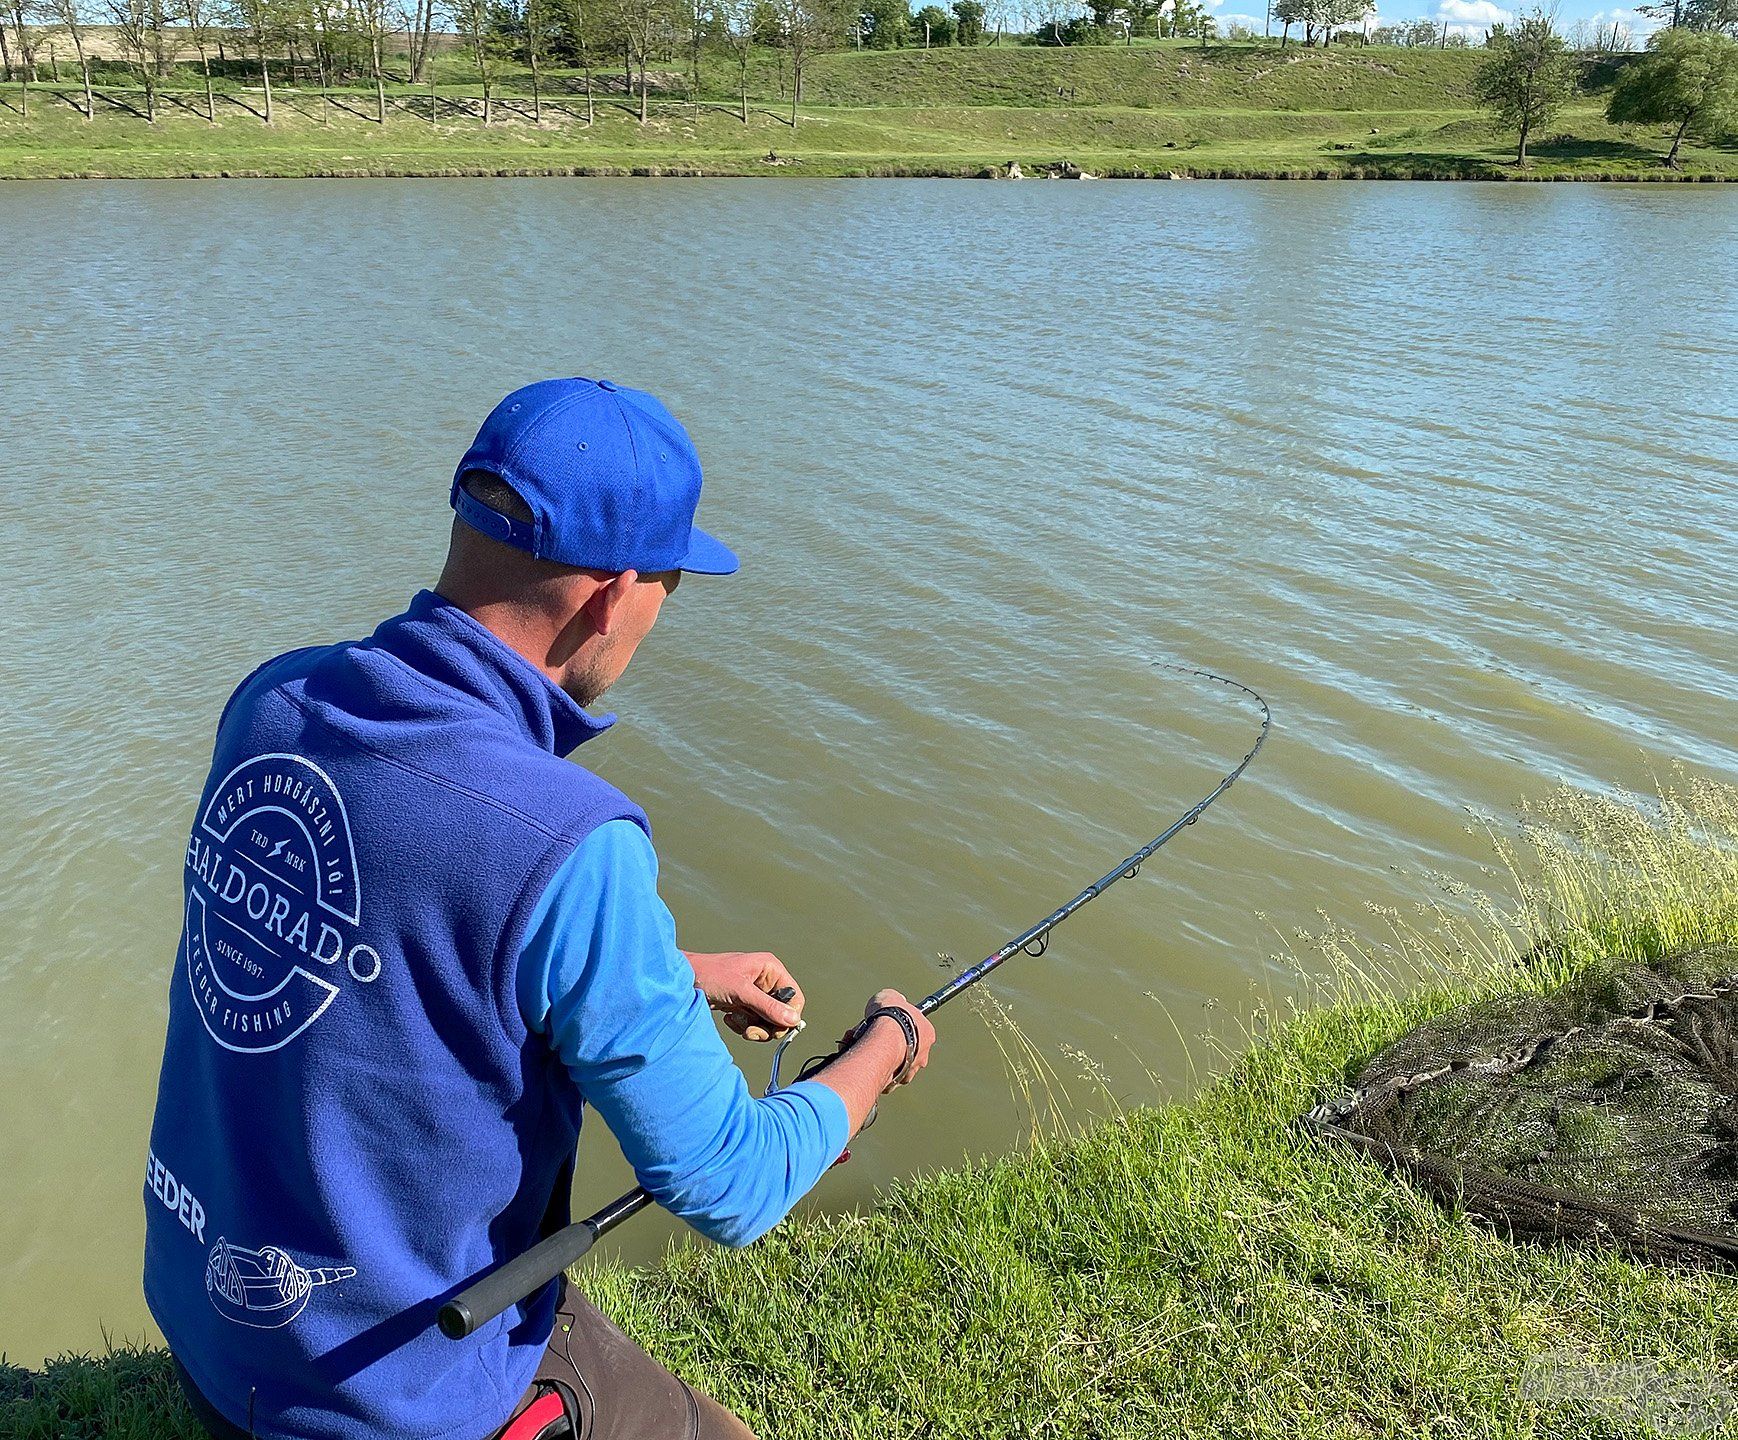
582;570;640;637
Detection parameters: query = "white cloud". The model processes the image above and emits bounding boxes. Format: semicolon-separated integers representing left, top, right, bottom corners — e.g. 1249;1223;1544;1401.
1435;0;1512;24
1215;8;1268;22
1587;6;1662;35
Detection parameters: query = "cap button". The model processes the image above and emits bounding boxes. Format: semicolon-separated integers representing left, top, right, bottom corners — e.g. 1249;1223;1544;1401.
596;379;617;392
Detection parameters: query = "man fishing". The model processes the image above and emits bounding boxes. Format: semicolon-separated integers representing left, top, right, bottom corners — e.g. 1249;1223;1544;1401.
142;376;937;1440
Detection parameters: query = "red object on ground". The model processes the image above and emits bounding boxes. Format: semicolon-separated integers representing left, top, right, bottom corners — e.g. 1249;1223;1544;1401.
499;1390;568;1440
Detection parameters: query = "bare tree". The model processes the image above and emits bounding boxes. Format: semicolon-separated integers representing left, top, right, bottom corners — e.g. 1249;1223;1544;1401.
49;0;93;116
449;0;503;122
232;0;278;123
712;0;753;121
774;0;835;128
104;0;165;118
553;0;599;122
5;0;45;112
182;0;222;119
359;0;390;120
402;0;436;80
609;0;661;121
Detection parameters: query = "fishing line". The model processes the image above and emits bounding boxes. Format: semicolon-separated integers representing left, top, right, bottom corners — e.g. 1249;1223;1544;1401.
437;662;1271;1341
766;663;1270;1095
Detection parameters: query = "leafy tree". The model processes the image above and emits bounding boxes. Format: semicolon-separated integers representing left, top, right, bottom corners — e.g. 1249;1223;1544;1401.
1607;27;1738;164
1271;0;1366;45
1030;10;1095;42
548;0;604;120
1681;0;1738;33
229;0;282;123
450;0;512;121
1474;9;1576;163
859;0;909;45
750;0;781;40
1639;0;1737;34
952;0;983;40
2;0;45;110
1165;0;1202;37
914;0;951;39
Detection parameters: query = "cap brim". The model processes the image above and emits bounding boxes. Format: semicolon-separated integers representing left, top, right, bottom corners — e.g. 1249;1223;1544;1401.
679;526;740;576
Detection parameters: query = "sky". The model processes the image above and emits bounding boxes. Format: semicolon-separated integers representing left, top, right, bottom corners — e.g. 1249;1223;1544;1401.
1202;0;1663;42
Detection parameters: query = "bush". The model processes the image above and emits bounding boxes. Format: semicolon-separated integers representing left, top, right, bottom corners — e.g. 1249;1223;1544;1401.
914;2;956;42
1028;14;1102;44
860;0;913;48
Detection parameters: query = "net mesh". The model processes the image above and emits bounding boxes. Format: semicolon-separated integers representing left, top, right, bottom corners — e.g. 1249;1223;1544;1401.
1303;944;1738;1266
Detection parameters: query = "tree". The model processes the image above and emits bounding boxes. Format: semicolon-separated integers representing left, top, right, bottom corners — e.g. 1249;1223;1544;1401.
357;0;392;121
859;0;908;44
610;0;662;121
1475;10;1576;163
1639;0;1737;34
774;0;840;126
548;0;601;121
1681;0;1738;33
1271;0;1365;45
3;0;45;113
712;0;756;117
48;0;94;119
181;0;222;120
512;0;555;121
914;0;950;39
1607;28;1738;165
449;0;510;121
104;0;171;119
952;0;983;40
231;0;280;123
402;0;438;80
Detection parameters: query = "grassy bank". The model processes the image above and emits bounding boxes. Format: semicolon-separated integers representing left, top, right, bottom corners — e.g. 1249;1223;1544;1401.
2;44;1732;179
8;776;1737;1437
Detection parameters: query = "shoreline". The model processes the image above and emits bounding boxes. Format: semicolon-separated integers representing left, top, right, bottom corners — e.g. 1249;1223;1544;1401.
9;781;1737;1439
5;164;1729;182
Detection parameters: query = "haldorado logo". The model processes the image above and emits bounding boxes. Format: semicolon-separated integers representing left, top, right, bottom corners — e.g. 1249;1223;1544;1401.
183;753;380;1053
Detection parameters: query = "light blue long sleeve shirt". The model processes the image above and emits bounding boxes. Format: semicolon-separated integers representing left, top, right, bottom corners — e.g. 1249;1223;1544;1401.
516;819;849;1247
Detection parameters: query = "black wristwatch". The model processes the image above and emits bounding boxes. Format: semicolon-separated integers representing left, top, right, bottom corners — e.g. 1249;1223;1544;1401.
858;1004;921;1084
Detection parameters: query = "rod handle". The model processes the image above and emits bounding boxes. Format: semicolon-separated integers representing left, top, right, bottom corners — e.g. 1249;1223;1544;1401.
437;1220;601;1340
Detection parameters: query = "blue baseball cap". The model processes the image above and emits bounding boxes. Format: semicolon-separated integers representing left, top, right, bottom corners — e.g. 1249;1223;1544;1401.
451;377;739;576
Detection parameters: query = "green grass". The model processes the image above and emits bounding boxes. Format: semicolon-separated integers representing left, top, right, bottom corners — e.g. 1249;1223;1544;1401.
8;773;1738;1438
1;44;1732;179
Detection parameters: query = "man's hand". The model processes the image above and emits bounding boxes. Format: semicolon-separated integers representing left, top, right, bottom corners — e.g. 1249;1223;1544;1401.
683;951;804;1041
857;989;937;1094
805;988;938;1137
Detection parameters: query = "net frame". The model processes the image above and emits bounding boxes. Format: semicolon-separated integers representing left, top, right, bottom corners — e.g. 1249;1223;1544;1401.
1301;950;1738;1269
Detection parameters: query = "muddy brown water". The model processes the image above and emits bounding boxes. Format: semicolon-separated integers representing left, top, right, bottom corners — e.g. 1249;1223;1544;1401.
1;179;1734;1365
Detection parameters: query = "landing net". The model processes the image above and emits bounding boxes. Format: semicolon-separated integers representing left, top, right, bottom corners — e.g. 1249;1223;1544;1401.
1305;944;1738;1267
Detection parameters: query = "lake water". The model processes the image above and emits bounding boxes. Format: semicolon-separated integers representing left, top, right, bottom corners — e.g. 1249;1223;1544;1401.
1;179;1734;1367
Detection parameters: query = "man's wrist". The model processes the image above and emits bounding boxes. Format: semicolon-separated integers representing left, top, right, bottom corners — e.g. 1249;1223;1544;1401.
857;1010;917;1085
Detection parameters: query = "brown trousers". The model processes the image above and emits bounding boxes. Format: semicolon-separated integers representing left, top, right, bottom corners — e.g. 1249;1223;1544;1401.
491;1281;758;1440
172;1281;757;1440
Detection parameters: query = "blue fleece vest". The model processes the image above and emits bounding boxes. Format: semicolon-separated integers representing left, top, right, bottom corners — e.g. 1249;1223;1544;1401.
143;590;648;1440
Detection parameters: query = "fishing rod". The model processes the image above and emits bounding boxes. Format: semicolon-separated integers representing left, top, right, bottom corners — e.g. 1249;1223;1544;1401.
437;664;1271;1341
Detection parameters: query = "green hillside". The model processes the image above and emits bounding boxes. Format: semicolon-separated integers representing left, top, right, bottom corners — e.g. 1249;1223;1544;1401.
0;40;1730;178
